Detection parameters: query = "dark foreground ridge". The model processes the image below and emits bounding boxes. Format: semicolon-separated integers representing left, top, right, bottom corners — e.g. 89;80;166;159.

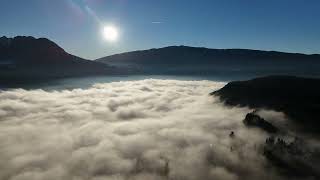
211;76;320;132
263;136;320;178
0;36;122;85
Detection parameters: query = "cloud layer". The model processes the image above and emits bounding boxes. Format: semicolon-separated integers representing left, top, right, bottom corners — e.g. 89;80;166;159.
0;79;305;180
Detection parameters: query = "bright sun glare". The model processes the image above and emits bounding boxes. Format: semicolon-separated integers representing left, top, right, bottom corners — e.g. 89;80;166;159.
103;26;118;42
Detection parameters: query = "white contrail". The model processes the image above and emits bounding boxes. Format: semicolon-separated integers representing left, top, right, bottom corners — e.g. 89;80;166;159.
151;21;163;24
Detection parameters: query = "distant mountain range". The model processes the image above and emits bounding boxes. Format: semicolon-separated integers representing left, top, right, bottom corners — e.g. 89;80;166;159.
0;36;119;84
96;46;320;78
1;36;320;85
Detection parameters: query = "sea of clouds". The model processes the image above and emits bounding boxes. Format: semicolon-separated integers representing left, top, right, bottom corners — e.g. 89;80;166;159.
0;79;311;180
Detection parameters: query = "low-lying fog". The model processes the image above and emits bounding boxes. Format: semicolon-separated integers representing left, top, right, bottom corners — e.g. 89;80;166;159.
0;79;318;180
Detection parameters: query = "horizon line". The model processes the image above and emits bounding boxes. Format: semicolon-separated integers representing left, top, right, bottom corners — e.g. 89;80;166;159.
2;35;319;60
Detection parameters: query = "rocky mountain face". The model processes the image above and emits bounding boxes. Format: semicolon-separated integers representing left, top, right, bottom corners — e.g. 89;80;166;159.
0;36;119;84
0;36;72;64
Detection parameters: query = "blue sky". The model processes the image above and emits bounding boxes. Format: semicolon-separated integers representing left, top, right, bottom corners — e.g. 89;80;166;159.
1;0;320;59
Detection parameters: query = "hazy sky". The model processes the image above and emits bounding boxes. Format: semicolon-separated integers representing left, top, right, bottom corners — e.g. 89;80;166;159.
1;0;320;59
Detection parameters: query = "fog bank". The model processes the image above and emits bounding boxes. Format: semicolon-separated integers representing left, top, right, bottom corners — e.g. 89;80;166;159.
0;79;311;180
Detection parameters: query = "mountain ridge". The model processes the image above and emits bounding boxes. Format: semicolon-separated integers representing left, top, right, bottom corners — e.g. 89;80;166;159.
0;36;121;84
99;45;320;58
96;46;320;77
211;75;320;132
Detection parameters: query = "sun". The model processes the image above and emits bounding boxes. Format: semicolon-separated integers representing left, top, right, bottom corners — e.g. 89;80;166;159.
102;25;119;42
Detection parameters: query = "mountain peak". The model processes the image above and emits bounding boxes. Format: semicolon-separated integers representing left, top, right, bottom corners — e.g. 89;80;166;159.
0;36;69;64
1;36;63;50
0;36;121;83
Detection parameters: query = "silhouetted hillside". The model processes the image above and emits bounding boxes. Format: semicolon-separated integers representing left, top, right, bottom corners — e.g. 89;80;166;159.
211;76;320;132
96;46;320;77
0;36;119;84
